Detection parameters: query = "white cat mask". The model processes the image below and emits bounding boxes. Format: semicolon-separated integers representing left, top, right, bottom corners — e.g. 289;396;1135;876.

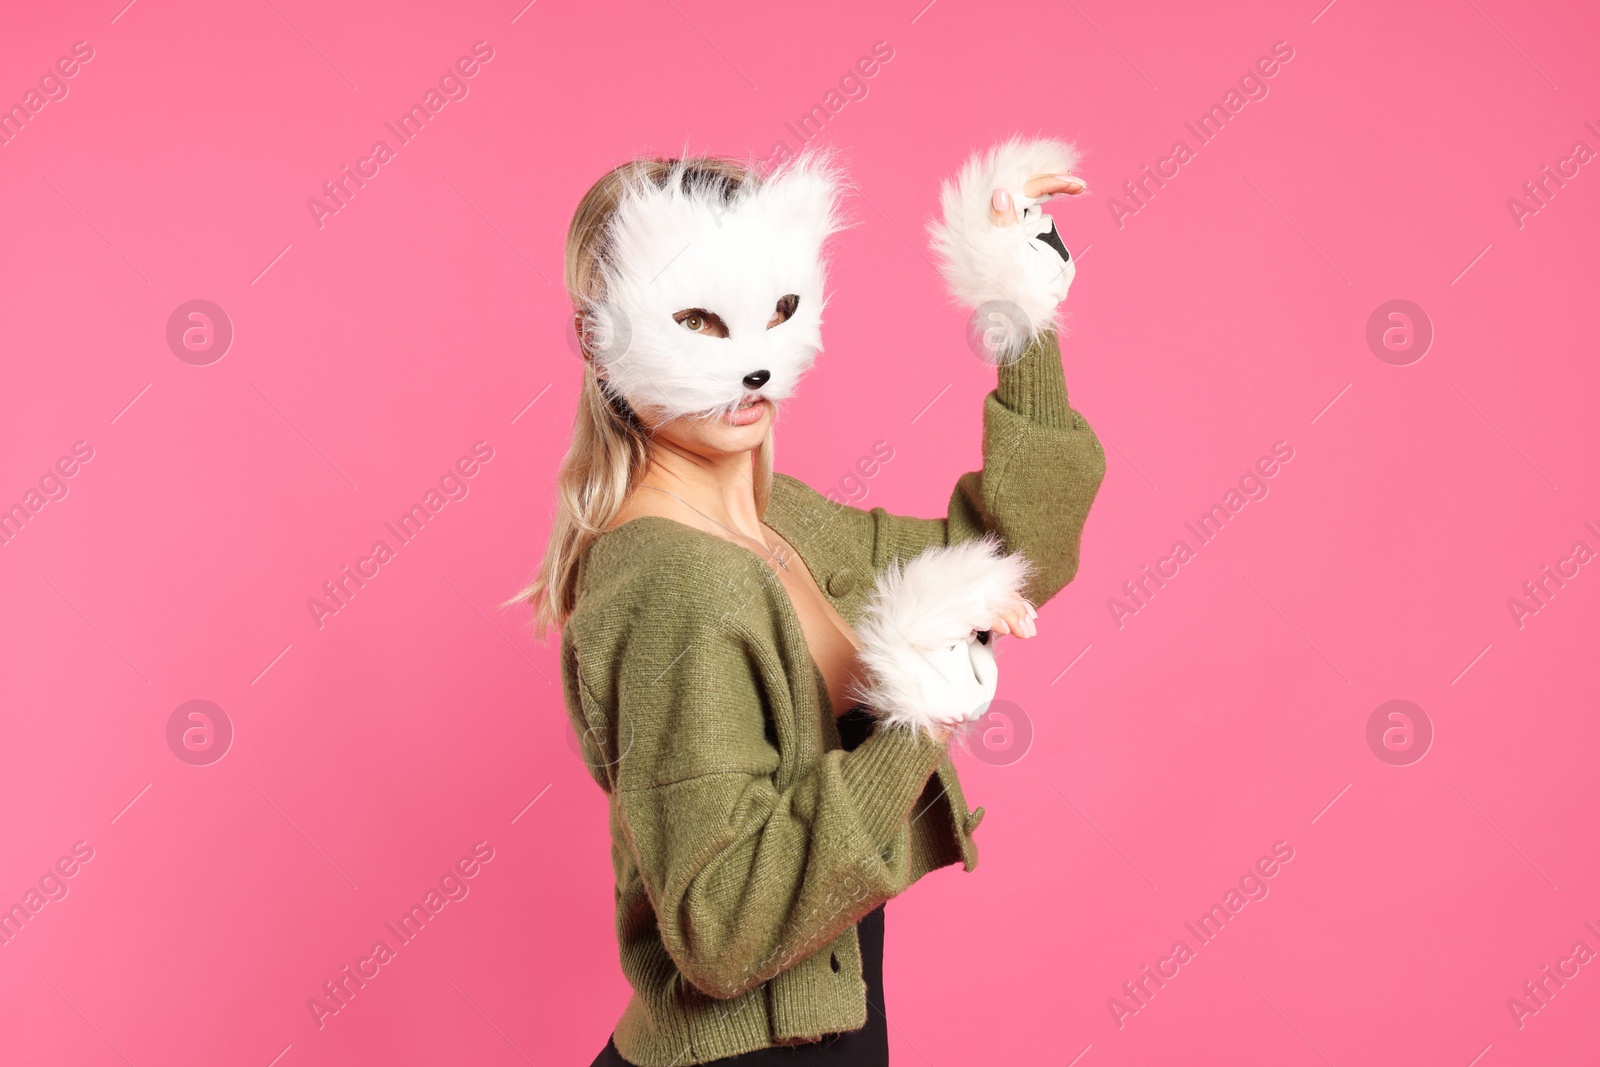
580;150;849;423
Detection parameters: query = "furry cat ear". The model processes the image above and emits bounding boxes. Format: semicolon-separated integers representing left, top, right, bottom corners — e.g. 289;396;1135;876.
755;145;853;246
927;136;1084;364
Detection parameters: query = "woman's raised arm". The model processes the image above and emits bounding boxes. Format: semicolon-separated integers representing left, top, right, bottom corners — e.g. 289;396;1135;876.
867;135;1106;609
872;325;1105;609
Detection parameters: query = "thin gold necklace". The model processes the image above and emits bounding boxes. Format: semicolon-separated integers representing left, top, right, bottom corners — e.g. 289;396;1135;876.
638;484;791;571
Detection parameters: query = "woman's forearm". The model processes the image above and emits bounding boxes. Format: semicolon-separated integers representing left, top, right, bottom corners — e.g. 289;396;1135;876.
968;327;1106;603
618;719;948;1000
862;328;1105;609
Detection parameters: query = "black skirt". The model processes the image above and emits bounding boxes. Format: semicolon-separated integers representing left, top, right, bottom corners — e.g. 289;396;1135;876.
591;705;889;1066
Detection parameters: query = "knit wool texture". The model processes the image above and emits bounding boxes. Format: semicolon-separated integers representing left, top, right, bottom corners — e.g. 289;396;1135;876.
560;329;1105;1065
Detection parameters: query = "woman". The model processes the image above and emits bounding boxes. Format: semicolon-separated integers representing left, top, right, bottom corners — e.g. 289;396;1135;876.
515;137;1105;1065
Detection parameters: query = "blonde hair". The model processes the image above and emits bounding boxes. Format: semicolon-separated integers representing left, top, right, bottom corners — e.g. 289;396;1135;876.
508;155;777;639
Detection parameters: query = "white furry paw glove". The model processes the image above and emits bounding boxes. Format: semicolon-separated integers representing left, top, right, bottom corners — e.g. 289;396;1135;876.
927;136;1083;365
850;536;1035;741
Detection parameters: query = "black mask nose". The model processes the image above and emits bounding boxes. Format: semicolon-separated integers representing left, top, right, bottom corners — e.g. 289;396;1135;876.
742;369;771;389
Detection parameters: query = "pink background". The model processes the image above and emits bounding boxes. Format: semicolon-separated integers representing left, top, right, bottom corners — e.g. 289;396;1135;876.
3;0;1597;1063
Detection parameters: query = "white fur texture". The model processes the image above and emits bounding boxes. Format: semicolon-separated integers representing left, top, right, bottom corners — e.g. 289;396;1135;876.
927;136;1083;364
584;149;849;422
849;536;1035;739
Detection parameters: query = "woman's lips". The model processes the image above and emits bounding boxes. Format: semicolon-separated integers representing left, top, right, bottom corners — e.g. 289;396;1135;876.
725;397;769;426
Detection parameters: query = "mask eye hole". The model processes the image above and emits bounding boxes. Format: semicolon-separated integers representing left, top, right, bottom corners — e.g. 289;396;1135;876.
767;294;800;330
673;308;729;338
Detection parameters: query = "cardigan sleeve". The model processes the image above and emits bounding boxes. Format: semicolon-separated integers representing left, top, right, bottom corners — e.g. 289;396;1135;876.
868;328;1105;608
596;557;951;1001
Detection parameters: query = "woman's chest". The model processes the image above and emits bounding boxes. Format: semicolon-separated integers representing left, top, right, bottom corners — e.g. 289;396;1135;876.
767;532;866;719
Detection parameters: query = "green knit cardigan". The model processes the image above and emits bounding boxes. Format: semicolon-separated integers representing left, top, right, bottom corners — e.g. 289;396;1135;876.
559;330;1105;1065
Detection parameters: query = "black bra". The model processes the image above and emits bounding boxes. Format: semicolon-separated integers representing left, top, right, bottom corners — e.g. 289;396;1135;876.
836;705;875;752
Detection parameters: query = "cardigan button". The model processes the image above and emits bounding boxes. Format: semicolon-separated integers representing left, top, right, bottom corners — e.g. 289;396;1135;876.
964;806;986;835
827;570;858;597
